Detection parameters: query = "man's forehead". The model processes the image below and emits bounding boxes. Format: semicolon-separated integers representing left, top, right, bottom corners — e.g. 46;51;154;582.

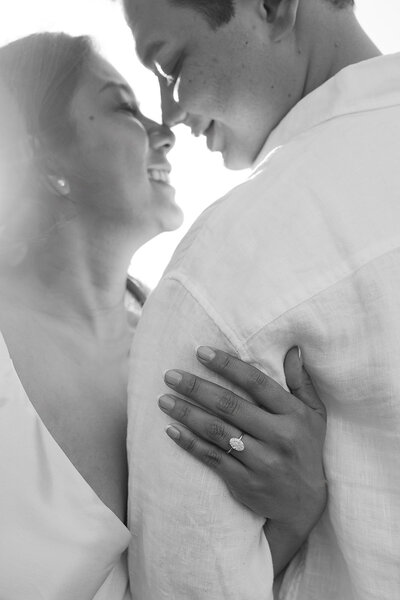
123;0;185;32
123;0;160;26
123;0;172;64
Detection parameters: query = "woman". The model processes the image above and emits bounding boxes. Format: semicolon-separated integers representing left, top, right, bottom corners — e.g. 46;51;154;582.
0;32;326;599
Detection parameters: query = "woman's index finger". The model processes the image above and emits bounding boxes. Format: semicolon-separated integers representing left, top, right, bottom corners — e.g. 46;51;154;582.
196;347;298;415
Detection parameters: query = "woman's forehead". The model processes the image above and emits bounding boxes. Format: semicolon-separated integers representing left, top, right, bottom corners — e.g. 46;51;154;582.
82;53;136;99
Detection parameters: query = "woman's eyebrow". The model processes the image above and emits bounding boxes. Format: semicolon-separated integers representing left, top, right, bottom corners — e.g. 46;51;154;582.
99;82;135;97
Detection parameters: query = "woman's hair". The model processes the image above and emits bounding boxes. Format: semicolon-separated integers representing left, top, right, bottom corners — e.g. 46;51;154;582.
0;32;141;289
0;33;95;260
0;32;94;155
169;0;355;29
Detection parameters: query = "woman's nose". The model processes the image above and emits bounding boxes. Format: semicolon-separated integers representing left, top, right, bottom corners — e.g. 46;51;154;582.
148;122;176;153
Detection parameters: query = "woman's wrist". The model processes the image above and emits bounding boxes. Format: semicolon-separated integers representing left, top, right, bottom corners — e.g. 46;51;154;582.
264;519;308;577
264;482;326;577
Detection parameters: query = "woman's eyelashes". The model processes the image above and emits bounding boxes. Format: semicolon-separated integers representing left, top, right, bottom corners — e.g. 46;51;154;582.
119;102;141;118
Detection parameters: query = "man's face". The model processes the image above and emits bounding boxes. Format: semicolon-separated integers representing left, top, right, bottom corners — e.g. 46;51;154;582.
126;0;304;169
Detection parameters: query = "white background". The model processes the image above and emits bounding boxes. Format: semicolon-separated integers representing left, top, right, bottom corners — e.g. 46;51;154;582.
1;0;399;287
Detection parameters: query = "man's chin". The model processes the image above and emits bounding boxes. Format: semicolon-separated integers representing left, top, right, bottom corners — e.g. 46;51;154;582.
222;149;254;171
222;134;270;170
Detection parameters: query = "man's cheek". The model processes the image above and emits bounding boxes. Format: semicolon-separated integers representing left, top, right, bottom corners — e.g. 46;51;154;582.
178;68;213;110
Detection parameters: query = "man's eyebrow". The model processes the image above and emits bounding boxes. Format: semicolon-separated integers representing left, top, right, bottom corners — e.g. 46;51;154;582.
99;82;135;97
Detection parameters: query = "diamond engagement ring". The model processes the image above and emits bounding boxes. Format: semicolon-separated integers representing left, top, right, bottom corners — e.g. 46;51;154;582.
227;434;245;454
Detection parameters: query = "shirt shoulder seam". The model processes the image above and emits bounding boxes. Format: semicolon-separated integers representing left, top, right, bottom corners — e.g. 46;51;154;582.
160;275;244;352
240;243;400;351
163;243;400;356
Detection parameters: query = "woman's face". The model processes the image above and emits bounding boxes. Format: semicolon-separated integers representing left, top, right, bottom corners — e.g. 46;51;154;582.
65;52;183;241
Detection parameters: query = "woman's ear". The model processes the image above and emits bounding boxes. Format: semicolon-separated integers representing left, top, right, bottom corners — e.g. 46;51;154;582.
46;174;71;197
260;0;300;41
33;139;71;198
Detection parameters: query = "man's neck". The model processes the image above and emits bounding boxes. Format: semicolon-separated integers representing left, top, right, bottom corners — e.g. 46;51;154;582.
300;3;381;99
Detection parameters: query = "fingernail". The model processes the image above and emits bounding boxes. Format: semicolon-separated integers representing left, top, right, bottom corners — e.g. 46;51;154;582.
164;370;182;387
166;425;181;440
158;395;175;412
297;347;303;366
196;346;216;362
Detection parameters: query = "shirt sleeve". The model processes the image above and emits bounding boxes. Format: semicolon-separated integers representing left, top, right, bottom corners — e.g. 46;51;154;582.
127;276;274;600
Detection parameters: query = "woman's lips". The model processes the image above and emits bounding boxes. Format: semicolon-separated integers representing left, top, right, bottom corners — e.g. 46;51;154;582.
147;168;171;185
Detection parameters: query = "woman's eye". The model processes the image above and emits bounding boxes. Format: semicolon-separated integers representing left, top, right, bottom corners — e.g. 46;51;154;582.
120;103;140;117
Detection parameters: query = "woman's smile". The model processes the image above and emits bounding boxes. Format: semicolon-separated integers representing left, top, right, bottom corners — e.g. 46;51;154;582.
147;165;171;185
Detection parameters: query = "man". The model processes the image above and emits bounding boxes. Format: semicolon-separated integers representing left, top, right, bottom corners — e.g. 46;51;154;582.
124;0;400;598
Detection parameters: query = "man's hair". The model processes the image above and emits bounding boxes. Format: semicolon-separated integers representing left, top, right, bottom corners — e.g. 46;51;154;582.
169;0;355;29
328;0;355;7
169;0;234;28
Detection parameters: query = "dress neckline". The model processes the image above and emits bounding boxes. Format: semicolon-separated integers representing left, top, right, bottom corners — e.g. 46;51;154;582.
0;328;130;538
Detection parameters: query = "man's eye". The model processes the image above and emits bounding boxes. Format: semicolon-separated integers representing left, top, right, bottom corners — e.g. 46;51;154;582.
155;62;178;88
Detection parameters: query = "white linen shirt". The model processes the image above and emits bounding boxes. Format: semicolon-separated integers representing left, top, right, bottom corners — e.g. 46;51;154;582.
127;54;400;600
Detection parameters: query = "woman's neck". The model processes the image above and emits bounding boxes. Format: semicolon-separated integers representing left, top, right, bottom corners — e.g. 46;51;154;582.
0;214;143;342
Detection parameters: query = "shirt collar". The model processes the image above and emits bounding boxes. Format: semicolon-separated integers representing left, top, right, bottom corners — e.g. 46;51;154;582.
252;53;400;171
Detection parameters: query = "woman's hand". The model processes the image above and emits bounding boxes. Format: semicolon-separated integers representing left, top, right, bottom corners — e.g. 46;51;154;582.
158;346;327;575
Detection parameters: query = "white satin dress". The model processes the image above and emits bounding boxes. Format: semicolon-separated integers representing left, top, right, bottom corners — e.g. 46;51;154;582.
0;326;132;600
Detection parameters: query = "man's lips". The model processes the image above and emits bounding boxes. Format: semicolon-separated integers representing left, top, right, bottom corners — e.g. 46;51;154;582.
187;120;222;152
204;121;219;152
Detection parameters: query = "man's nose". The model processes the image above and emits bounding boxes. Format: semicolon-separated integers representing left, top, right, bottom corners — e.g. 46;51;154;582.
159;78;187;127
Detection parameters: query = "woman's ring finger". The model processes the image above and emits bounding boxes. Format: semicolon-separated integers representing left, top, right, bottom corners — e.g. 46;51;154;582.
226;433;245;454
158;394;251;463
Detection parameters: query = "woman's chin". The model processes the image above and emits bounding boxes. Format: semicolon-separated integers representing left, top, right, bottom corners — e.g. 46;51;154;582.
159;204;184;233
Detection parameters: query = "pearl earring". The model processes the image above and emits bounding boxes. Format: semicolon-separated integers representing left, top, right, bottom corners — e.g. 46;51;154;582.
47;174;70;196
57;178;69;192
